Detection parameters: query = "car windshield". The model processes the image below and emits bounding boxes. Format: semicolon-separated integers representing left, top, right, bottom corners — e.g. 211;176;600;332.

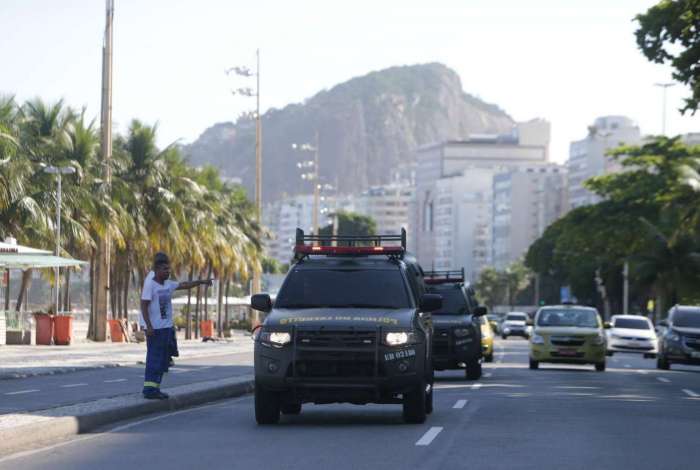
275;268;411;309
614;318;650;330
537;309;599;328
673;310;700;328
506;314;527;322
430;289;469;315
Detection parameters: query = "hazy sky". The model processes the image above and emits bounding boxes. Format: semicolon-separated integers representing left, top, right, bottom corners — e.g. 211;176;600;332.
1;0;697;164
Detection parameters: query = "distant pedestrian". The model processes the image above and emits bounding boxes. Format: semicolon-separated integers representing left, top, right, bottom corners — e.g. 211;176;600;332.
140;252;211;399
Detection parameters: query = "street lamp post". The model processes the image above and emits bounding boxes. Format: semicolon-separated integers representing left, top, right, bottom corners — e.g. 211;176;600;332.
44;165;76;314
654;82;675;136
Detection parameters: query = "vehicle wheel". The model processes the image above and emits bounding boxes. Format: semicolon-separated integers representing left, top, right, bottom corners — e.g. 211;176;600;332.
403;381;427;424
501;335;507;340
595;362;606;372
254;383;280;425
529;359;539;370
484;353;494;363
465;360;482;380
280;403;302;415
643;353;656;359
606;351;614;357
657;354;670;370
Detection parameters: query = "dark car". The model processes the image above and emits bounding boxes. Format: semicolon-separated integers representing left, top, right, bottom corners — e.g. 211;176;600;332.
425;269;487;380
251;229;441;425
657;305;700;370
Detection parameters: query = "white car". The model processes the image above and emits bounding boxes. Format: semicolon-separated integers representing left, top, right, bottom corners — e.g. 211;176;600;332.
606;315;658;358
501;312;530;339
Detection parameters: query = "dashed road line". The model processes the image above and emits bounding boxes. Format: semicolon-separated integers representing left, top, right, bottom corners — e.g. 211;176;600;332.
60;383;88;388
682;389;700;398
657;377;670;383
453;399;468;409
104;378;127;383
484;372;492;378
4;389;40;396
624;364;631;368
472;383;482;391
415;427;443;446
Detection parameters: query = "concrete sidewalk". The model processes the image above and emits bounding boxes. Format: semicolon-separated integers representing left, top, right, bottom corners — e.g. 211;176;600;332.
0;330;253;380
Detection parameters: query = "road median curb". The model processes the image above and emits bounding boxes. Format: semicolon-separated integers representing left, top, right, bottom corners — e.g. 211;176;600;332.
0;375;254;457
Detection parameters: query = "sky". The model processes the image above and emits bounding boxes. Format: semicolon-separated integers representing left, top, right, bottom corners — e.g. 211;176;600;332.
1;0;697;164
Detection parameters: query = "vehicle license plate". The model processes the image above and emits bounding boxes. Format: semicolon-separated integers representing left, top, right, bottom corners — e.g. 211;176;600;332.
557;349;578;356
691;352;700;359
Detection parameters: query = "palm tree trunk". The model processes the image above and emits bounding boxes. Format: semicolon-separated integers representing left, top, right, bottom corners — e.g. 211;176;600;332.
88;252;95;339
122;260;129;320
63;269;71;312
4;269;10;311
195;272;202;339
224;276;230;329
185;266;193;340
217;273;224;337
14;269;31;312
204;262;212;321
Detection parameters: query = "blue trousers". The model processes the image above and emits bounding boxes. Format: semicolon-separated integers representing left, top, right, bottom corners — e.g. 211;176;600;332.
143;328;172;393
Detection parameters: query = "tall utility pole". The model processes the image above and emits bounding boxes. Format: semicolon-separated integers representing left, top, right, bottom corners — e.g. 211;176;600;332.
623;261;629;315
93;0;114;341
252;49;262;299
654;82;675;136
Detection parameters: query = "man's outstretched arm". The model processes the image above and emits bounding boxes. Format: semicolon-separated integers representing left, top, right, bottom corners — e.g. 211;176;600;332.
175;279;213;291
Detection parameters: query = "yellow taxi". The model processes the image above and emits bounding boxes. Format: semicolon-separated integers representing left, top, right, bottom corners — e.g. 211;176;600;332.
479;316;495;362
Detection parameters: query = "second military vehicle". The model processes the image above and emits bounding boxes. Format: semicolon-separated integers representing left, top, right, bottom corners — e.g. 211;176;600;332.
425;269;487;380
251;229;441;425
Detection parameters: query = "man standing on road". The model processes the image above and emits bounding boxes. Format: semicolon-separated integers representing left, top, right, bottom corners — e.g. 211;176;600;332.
141;252;212;399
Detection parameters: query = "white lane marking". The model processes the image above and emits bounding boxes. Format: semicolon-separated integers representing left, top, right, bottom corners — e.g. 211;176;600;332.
484;372;492;378
194;366;213;371
60;383;88;388
472;383;482;390
657;377;670;383
624;364;631;368
170;368;190;374
4;389;40;396
453;399;468;409
104;378;127;383
0;394;249;464
415;426;443;446
682;389;700;398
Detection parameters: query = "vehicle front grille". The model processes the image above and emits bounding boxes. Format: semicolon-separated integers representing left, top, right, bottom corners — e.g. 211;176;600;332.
684;335;700;351
293;328;378;379
433;329;450;356
295;329;376;349
550;336;586;347
619;336;650;342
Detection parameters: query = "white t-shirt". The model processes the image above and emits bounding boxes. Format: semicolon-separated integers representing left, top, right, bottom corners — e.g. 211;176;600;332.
140;276;179;329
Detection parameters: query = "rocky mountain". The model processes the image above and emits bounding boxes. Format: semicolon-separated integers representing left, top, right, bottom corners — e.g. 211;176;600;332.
183;63;514;201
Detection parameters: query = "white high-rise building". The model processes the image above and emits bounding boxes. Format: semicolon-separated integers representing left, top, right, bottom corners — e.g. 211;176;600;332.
414;119;551;281
567;116;641;209
356;183;414;238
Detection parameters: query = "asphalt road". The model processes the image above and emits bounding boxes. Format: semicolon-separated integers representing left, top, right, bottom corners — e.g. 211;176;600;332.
3;338;700;469
0;352;253;415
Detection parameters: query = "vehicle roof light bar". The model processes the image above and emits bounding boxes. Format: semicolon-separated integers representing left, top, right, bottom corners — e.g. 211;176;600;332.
293;228;406;259
424;268;465;284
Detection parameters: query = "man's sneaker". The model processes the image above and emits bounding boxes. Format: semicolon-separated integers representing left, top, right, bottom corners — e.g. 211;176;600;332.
143;390;170;400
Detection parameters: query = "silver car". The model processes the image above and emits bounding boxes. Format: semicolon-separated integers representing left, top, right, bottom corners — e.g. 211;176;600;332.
606;315;658;358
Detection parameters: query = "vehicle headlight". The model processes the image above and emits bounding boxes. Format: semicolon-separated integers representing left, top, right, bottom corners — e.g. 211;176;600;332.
384;331;415;346
591;333;605;345
531;334;545;345
666;332;680;343
503;327;511;334
259;331;291;347
454;328;472;337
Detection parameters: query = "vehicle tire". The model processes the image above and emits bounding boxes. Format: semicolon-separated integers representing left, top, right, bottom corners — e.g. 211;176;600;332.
606;351;614;357
425;384;434;415
466;360;482;380
484;353;494;363
254;384;280;425
280;403;302;415
595;362;606;372
403;381;427;424
643;353;656;359
657;354;670;370
501;335;507;340
529;359;539;370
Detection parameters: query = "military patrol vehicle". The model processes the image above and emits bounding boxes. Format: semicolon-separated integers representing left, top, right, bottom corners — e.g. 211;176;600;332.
424;269;487;380
251;229;441;424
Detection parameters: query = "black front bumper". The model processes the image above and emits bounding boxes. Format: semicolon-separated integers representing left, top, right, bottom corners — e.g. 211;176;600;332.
255;326;427;404
432;327;481;369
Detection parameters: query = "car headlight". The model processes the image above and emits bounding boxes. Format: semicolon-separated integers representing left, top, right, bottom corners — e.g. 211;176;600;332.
454;328;472;337
531;334;545;345
384;331;416;346
591;333;605;345
259;331;291;347
666;332;680;343
503;327;511;334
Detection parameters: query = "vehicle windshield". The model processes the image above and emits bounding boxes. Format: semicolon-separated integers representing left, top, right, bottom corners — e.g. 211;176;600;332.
506;314;527;322
537;309;599;328
275;268;411;309
614;318;650;330
673;310;700;328
430;289;469;315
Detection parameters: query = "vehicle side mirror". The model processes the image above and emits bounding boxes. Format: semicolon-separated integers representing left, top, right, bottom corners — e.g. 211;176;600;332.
420;294;442;312
473;306;487;317
251;294;272;313
604;322;612;329
659;319;669;327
